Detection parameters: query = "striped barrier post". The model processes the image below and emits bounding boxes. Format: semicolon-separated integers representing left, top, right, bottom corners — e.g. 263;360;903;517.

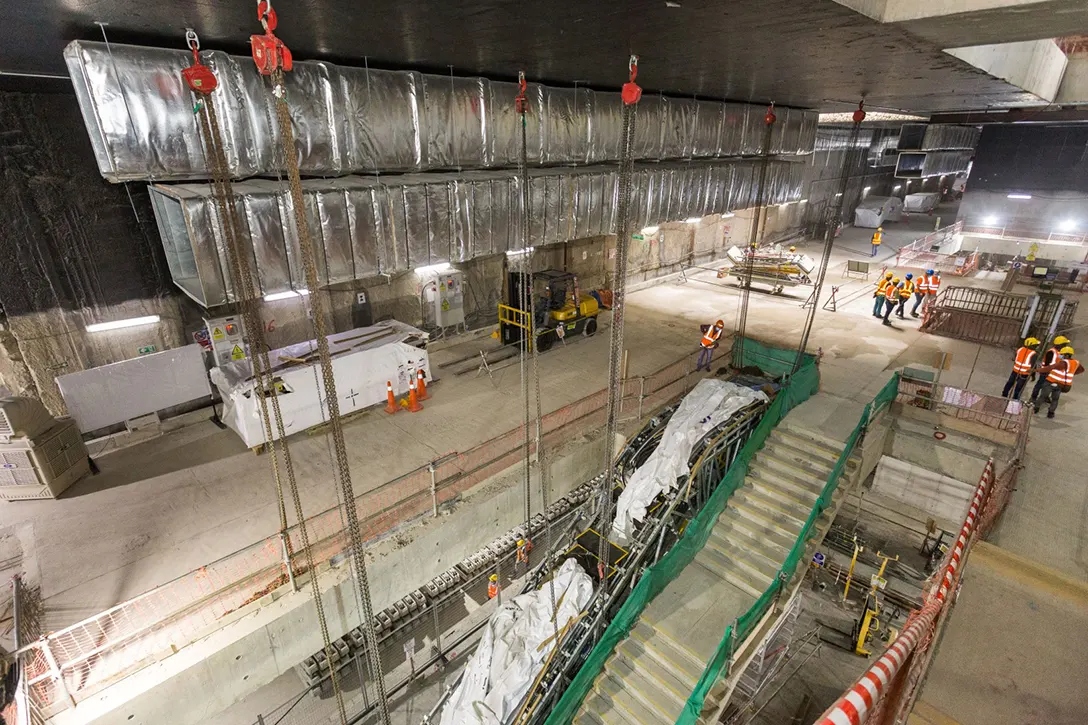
816;458;994;725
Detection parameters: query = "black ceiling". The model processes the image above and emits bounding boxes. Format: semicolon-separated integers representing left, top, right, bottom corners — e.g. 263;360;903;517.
1;0;1069;111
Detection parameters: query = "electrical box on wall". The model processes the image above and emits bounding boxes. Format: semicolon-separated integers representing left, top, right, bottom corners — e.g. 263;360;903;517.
205;316;247;367
423;270;466;330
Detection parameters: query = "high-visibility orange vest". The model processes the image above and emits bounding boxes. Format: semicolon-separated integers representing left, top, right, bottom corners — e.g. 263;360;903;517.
884;284;900;301
1012;347;1037;375
1047;359;1080;386
926;274;941;294
1042;347;1061;367
701;324;723;348
900;279;914;297
916;277;930;294
488;581;498;599
872;231;883;245
875;279;890;297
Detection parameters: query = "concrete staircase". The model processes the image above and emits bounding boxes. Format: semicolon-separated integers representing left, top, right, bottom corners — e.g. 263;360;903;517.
574;424;857;724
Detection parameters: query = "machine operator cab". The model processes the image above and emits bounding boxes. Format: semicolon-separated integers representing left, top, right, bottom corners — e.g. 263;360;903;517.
499;269;601;351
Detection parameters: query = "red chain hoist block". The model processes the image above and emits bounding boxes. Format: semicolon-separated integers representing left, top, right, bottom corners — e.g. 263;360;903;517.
515;71;528;115
764;103;776;126
622;55;642;106
853;100;867;124
181;30;218;95
251;0;293;75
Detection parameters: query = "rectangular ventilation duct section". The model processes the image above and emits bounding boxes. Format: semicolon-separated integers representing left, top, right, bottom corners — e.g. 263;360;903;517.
150;161;806;307
64;40;819;182
895;123;978;178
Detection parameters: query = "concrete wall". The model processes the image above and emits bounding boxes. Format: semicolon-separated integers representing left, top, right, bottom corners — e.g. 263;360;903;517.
1056;56;1088;104
959;233;1088;263
958;189;1088;233
61;430;613;725
946;40;1067;102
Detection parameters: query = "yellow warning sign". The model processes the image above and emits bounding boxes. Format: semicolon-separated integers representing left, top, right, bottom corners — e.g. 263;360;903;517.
231;344;245;361
212;326;224;341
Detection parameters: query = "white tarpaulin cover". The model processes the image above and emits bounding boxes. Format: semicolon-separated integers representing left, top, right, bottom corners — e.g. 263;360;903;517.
610;379;767;542
904;193;940;213
440;558;593;725
854;196;903;228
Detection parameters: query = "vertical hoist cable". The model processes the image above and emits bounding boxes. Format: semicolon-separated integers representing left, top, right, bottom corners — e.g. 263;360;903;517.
596;56;642;588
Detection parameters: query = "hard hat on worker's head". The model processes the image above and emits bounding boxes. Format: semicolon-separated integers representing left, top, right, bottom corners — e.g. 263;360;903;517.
789;245;797;252
1054;335;1070;346
489;574;498;581
892;277;900;283
905;273;913;280
878;226;884;231
885;272;893;279
517;539;524;547
715;319;724;328
1060;346;1075;356
926;269;935;275
1024;337;1040;347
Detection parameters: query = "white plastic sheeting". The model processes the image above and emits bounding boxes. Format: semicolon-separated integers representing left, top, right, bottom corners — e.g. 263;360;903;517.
854;196;903;228
610;379;767;542
904;193;940;213
440;558;593;725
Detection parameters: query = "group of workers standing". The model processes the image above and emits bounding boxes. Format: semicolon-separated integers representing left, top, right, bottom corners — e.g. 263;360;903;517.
872;269;941;326
1003;336;1082;418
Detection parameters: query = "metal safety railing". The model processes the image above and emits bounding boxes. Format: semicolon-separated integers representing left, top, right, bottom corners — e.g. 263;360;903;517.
896;377;1029;433
895;221;974;276
920;286;1078;347
19;353;698;718
498;303;532;332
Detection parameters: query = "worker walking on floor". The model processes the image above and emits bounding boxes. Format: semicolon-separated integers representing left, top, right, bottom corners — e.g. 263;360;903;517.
896;273;914;319
1030;336;1070;401
925;269;941;298
1002;337;1040;400
882;278;901;325
911;271;930;317
697;319;725;372
1031;346;1082;418
871;226;883;257
873;272;893;317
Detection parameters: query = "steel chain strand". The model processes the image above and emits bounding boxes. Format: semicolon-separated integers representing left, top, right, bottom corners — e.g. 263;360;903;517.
197;88;348;723
196;99;294;544
736;115;775;368
269;68;391;725
596;100;637;578
517;85;534;549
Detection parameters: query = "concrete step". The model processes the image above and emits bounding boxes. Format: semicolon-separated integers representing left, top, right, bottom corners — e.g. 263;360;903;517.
771;429;842;464
778;425;847;456
715;524;791;571
593;671;673;724
629;621;705;683
694;547;767;600
738;482;813;522
728;498;805;540
706;527;782;579
581;689;643;725
749;466;822;504
610;647;691;718
761;440;836;477
757;454;830;491
718;512;797;555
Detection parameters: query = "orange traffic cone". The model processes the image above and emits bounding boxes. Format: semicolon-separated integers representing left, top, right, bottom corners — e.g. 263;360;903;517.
384;381;398;415
416;369;429;400
407;378;424;413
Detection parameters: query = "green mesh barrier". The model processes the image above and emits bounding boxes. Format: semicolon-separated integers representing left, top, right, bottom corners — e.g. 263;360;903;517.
544;338;819;725
675;371;901;723
731;336;817;380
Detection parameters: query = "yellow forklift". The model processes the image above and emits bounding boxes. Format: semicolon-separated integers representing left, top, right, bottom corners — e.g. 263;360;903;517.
499;270;601;352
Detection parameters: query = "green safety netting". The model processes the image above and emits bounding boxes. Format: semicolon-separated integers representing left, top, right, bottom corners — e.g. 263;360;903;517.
544;338;820;725
674;370;901;723
730;336;818;381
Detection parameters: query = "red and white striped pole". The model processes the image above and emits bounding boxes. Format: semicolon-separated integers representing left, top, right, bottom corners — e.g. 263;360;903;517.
816;458;994;725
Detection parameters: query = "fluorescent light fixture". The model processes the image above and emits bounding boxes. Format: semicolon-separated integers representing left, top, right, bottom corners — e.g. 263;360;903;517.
85;315;161;333
641;225;660;234
984;215;999;226
263;289;310;302
684;217;702;223
414;263;452;274
893;185;902;191
818;111;925;124
835;192;843;197
799;199;808;204
1007;193;1032;200
506;247;535;257
1059;220;1077;231
722;212;736;218
863;186;871;193
779;201;794;207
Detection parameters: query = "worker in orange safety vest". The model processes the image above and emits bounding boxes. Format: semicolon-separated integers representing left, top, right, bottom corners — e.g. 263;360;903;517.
697;319;725;372
1001;337;1039;400
911;272;930;316
488;573;499;599
1030;335;1070;401
870;227;883;257
895;273;915;319
924;269;941;296
1032;346;1083;418
873;272;894;317
881;279;901;325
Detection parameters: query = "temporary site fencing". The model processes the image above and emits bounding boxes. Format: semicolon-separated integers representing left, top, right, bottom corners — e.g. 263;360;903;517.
544;337;825;724
896;376;1029;433
19;353;698;717
895;221;977;276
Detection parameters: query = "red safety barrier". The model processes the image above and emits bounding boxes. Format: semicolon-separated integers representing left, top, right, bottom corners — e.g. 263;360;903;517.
816;458;994;725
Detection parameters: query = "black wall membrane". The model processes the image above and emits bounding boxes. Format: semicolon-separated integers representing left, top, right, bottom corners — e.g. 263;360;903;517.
971;124;1088;193
0;91;173;317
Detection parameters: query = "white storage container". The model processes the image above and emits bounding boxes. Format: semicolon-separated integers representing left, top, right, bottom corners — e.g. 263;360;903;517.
0;420;90;501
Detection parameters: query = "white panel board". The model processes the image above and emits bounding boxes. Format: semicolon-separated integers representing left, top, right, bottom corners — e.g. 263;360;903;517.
57;345;212;433
871;455;974;531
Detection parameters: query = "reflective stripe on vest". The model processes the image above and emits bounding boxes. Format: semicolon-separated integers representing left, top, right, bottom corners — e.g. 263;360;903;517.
701;325;723;348
916;277;930;293
1012;347;1036;375
1043;348;1061;367
927;274;940;294
885;285;899;300
876;279;890;295
901;280;914;297
1047;359;1080;385
872;232;882;245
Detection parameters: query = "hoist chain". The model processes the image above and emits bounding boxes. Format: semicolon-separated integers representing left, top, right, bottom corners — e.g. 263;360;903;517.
268;67;392;725
596;56;641;583
516;72;536;550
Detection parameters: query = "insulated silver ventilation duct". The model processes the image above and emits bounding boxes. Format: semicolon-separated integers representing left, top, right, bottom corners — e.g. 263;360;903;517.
65;41;819;182
150;160;806;307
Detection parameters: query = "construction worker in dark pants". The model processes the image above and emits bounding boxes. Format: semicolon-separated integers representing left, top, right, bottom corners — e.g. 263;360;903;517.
1002;337;1039;400
896;273;914;319
873;272;893;317
871;227;883;257
1032;346;1083;418
882;279;901;325
1029;335;1070;401
697;319;724;372
911;272;929;316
